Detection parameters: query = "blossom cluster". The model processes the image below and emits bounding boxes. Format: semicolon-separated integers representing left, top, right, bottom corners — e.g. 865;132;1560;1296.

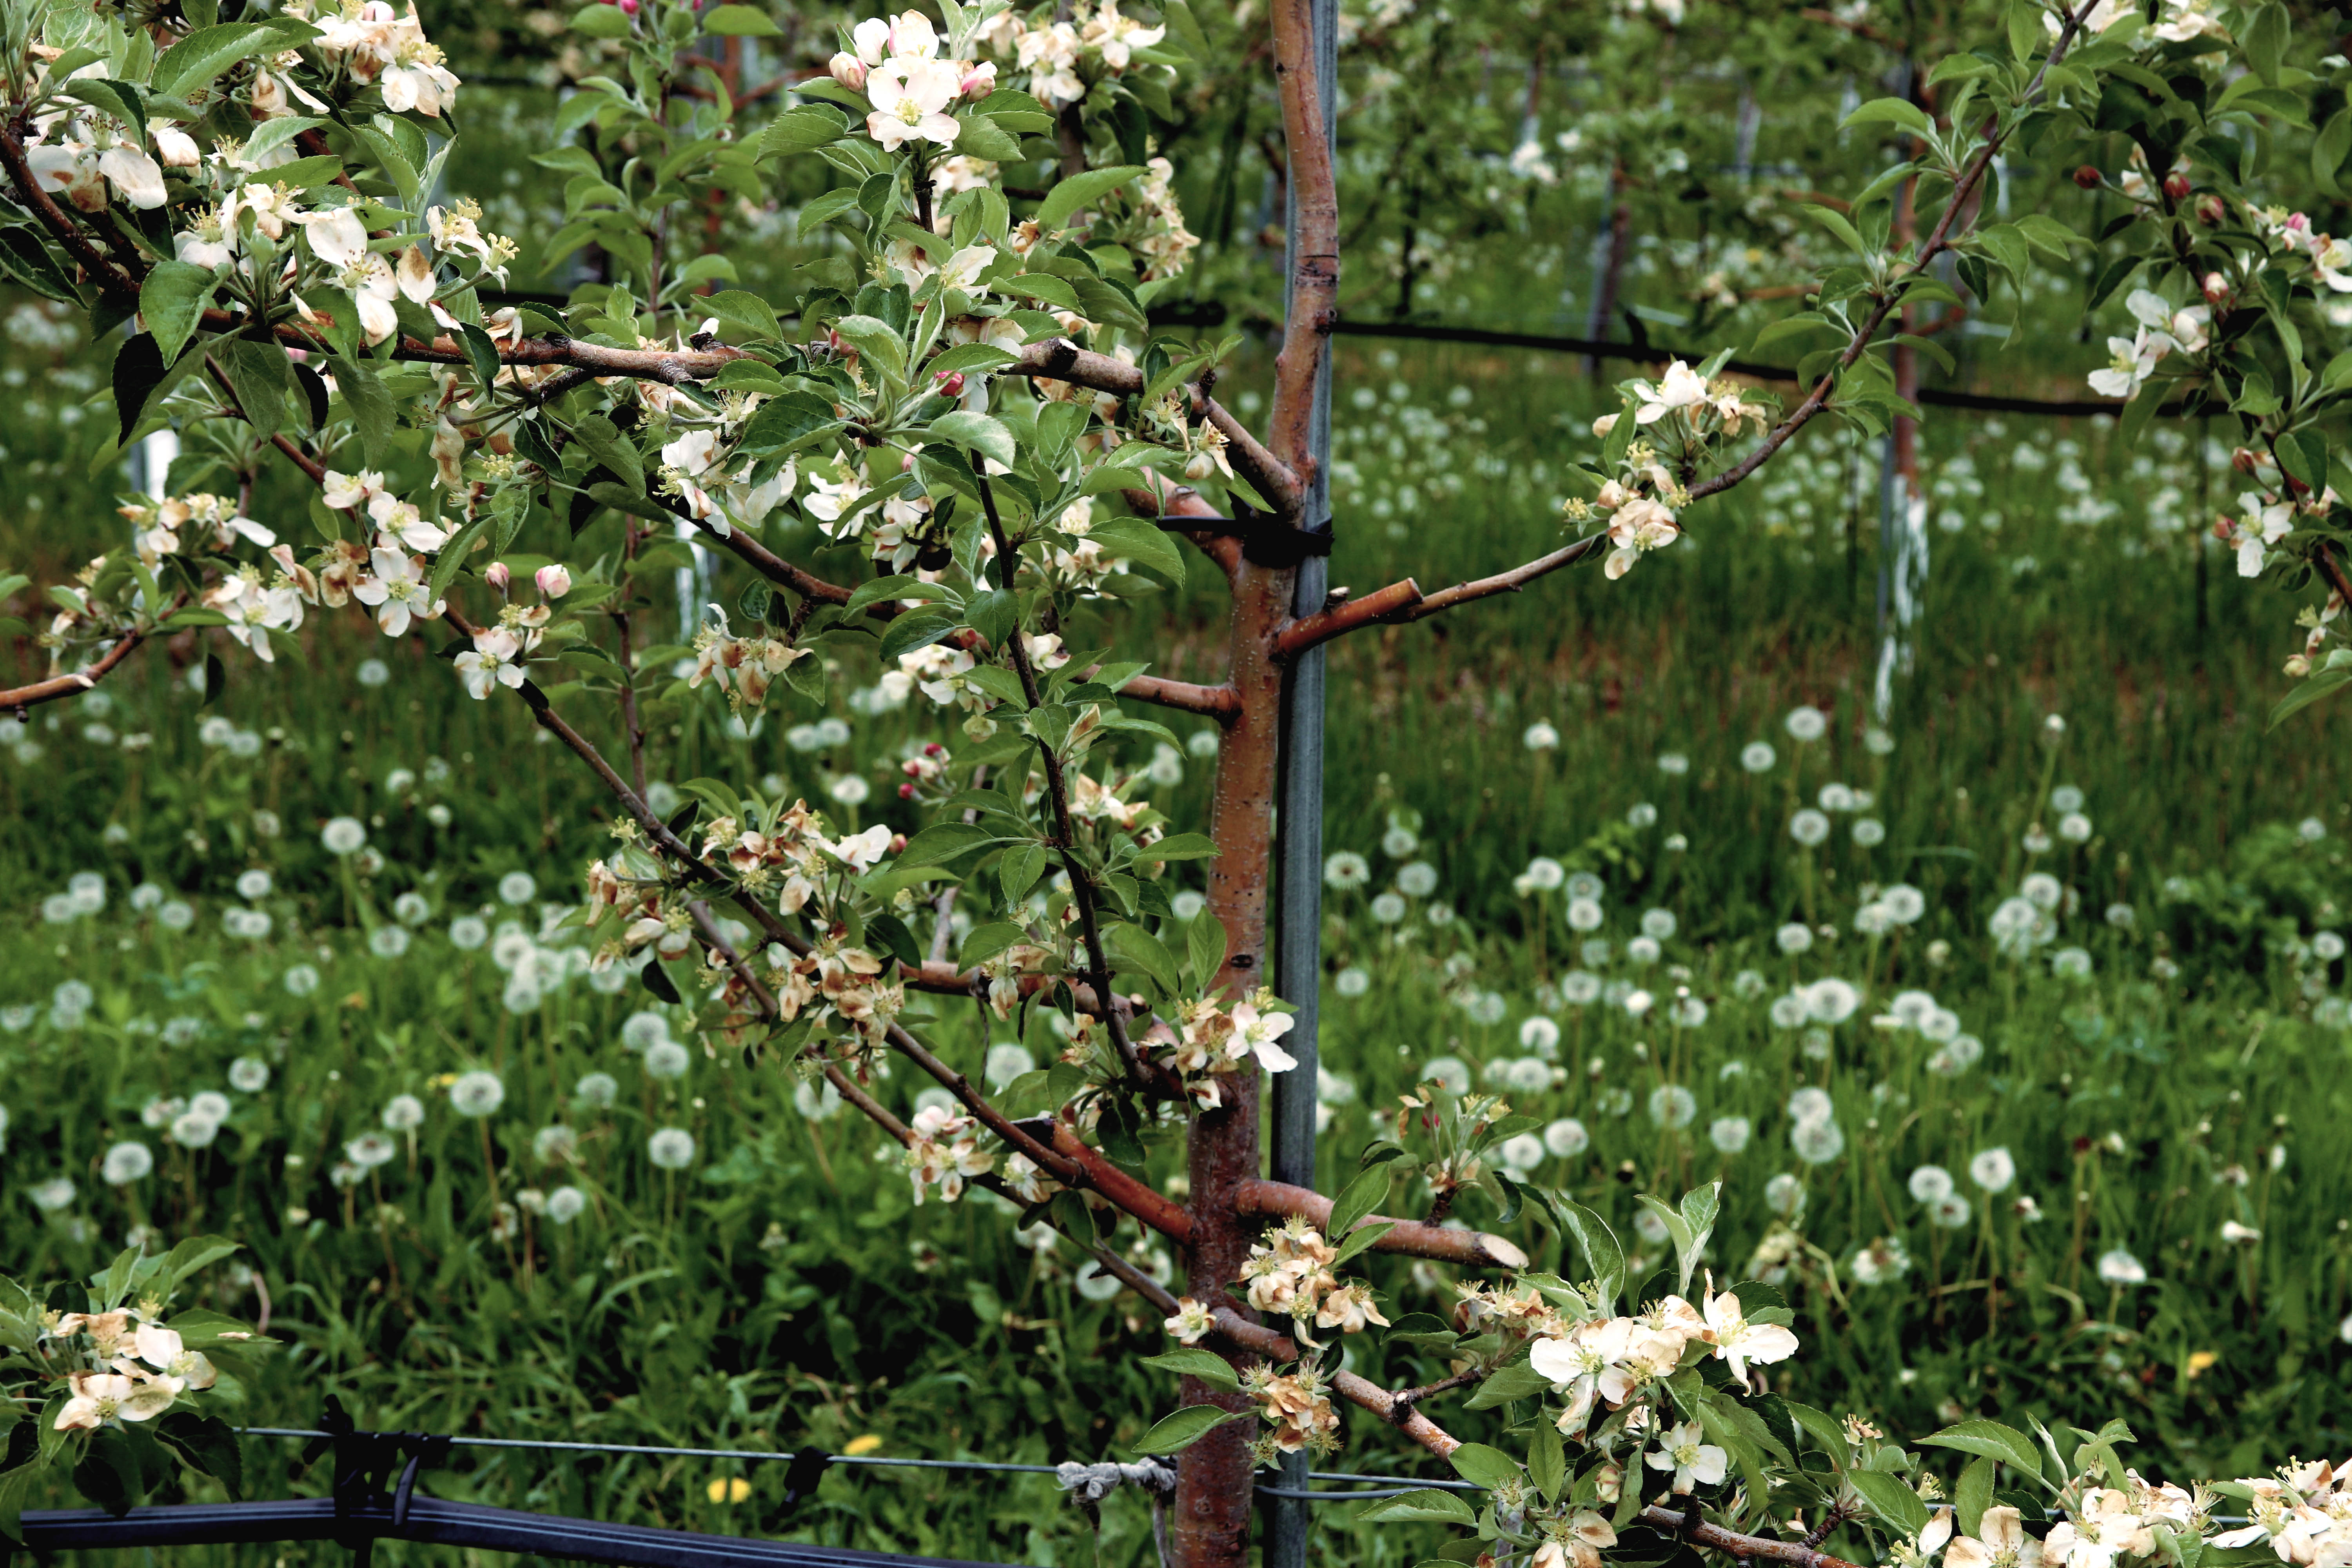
978;0;1169;110
2085;289;2210;404
828;11;1000;152
42;1305;237;1432
1160;987;1299;1109
1238;1217;1390;1340
1568;359;1762;581
1528;1279;1798;1438
903;1101;994;1203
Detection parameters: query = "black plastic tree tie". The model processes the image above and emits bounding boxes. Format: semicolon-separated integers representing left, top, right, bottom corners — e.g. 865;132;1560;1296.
781;1445;833;1508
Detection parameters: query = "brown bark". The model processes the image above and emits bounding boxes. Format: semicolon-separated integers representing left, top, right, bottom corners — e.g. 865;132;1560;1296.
1235;1179;1530;1269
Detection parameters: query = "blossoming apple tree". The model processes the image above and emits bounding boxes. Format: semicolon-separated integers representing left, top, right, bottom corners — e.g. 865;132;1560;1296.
3;0;2352;1560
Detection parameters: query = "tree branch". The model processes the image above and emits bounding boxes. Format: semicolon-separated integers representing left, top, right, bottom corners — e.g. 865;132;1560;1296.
1089;666;1243;721
1638;1507;1867;1568
0;124;140;303
0;592;186;714
1272;579;1425;660
1327;1371;1463;1459
1008;339;1299;518
683;514;852;604
1687;0;2103;506
1043;1120;1194;1243
1235;1179;1530;1269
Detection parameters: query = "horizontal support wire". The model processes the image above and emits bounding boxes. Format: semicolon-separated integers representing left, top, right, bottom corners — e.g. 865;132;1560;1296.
237;1428;1475;1500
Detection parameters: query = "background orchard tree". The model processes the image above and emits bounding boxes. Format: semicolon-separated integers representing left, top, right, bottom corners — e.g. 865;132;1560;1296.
2;0;2350;1563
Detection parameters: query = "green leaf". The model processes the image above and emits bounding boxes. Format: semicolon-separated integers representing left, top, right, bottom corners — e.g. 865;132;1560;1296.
63;79;146;144
1329;1220;1394;1264
1137;831;1218;861
704;289;782;341
2243;1;2287;85
1033;165;1148;233
1109;920;1180;996
1556;1201;1624;1314
160;1235;240;1291
1186;912;1227;988
1326;1163;1394;1241
958;920;1027;967
997;842;1045;903
1800;203;1869;257
876;606;961;663
2270;666;2351;729
1956;1454;1996;1539
1445;1442;1521;1490
1134;1404;1248;1455
1353;1489;1476;1526
1463;1358;1552;1410
1842;97;1936;138
570;4;632;37
153;1411;242;1500
1849;1469;1931;1539
702;3;781;32
571;412;645;495
831;313;907;383
150;23;273;100
927;410;1018;470
898;821;999;867
1140;1348;1240;1394
339;356;395;468
761;105;851;157
1080;516;1186;587
458;322;501;389
1527;1423;1565;1503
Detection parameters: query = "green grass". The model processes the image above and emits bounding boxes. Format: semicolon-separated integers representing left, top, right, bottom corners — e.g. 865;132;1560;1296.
4;333;2350;1565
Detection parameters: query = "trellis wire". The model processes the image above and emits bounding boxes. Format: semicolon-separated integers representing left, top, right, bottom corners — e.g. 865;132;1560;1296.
237;1427;1474;1502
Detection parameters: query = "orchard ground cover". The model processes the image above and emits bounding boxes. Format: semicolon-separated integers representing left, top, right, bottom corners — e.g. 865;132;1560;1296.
2;328;2348;1565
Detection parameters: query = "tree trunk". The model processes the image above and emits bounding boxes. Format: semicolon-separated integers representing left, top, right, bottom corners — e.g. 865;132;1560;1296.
1170;557;1295;1568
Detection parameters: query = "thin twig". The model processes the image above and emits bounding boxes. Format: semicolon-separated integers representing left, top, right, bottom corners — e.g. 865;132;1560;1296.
972;466;1154;1094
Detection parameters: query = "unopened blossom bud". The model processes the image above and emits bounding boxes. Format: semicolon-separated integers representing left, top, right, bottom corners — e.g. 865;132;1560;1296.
924;742;947;758
485;560;512;592
2195;193;2225;224
828;51;867;89
2213;516;2234;540
2073;165;2102;189
2163;171;2191;201
535;564;572;597
2285;654;2312;677
2232;448;2262;474
899;781;918;799
959;61;996;98
899;450;919;472
902;759;926;777
2202;271;2229;305
933;370;965;398
1591;413;1618;437
889;833;908;855
615;0;637;14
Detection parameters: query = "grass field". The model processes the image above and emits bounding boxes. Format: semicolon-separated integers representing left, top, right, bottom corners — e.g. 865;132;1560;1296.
3;331;2349;1565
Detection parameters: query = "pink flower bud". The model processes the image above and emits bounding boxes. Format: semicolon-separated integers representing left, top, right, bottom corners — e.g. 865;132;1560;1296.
902;759;925;777
899;782;918;799
485;561;512;592
535;564;572;597
924;742;947;758
2162;171;2191;201
933;370;965;398
2202;271;2229;305
616;0;637;12
960;61;996;99
829;51;867;90
2195;194;2225;225
2285;654;2312;677
2212;516;2234;540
